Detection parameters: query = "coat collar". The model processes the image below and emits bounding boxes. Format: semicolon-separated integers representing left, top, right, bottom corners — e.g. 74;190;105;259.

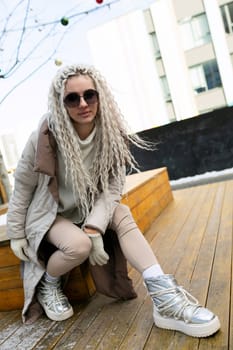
33;118;57;177
33;118;59;203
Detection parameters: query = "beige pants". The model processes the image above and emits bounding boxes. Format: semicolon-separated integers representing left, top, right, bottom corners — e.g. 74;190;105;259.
46;204;157;277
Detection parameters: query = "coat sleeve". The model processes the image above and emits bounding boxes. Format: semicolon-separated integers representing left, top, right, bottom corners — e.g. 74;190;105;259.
7;132;39;239
83;167;126;234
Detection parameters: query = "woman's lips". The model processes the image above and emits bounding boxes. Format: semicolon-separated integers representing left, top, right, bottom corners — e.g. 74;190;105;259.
78;111;90;117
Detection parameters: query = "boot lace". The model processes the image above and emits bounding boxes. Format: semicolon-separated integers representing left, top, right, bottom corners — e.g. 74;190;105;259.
39;281;68;309
150;286;201;322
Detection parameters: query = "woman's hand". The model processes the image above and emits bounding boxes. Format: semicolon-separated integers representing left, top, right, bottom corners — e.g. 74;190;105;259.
10;238;29;261
84;228;109;266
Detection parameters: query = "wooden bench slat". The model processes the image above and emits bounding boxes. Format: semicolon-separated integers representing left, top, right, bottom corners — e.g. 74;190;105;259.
0;204;7;216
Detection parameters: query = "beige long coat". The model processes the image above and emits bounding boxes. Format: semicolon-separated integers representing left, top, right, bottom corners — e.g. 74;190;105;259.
7;116;136;323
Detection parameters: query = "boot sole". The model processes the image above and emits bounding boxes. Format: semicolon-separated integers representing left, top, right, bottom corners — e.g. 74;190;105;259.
153;308;221;337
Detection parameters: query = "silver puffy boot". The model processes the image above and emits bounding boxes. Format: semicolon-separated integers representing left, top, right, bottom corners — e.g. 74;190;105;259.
37;276;74;321
144;274;220;337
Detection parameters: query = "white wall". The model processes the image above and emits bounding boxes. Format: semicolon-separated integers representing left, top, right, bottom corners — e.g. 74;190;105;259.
87;10;170;133
150;0;199;120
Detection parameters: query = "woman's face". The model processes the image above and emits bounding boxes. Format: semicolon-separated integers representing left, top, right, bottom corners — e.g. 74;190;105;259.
64;75;99;138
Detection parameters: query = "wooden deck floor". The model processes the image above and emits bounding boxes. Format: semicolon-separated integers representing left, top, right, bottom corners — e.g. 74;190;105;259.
0;179;232;349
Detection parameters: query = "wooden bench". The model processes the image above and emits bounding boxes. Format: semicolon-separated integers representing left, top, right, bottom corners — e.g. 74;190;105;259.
0;177;8;215
0;168;173;311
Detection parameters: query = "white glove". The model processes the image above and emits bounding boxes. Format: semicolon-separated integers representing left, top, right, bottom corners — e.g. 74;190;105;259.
88;233;109;266
10;238;29;262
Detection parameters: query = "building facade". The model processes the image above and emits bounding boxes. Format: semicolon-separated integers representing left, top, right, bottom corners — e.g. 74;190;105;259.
88;0;233;130
2;0;233;172
144;0;233;121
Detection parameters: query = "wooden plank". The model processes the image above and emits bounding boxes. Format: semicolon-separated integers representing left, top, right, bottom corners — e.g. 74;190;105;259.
167;182;225;350
0;314;22;346
199;180;233;350
117;295;153;350
137;190;173;234
130;180;171;219
174;183;217;285
145;186;198;247
0;178;7;204
159;183;220;349
0;265;22;290
136;200;164;233
148;185;206;268
162;183;213;275
0;314;53;349
36;269;141;349
188;182;225;301
144;184;214;349
64;262;96;302
163;185;218;350
122;168;167;195
122;174;163;209
0;244;20;267
0;310;20;327
0;220;7;243
29;305;84;350
122;168;173;233
0;288;24;311
52;271;143;350
95;287;148;350
0;204;8;216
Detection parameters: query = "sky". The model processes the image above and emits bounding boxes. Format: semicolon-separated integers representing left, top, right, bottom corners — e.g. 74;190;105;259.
0;0;157;154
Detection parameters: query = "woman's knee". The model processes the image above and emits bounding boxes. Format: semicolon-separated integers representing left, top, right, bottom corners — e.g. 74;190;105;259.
64;234;92;261
110;204;137;234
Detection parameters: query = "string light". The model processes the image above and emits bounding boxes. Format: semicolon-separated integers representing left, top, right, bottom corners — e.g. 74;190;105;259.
54;58;63;66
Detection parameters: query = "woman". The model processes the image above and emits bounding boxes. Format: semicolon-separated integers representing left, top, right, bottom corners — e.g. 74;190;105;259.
7;64;220;337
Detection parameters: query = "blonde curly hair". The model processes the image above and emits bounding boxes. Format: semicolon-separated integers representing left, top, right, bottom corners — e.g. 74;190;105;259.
47;64;151;221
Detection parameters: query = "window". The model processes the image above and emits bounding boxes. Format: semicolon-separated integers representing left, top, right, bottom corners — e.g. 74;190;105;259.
160;76;171;101
221;2;233;34
149;32;161;59
179;13;211;50
189;59;222;94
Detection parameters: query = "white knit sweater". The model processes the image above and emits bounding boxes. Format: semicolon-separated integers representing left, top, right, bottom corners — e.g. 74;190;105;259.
57;127;96;224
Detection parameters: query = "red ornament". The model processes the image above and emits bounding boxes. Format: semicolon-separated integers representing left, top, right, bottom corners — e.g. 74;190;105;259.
96;0;103;4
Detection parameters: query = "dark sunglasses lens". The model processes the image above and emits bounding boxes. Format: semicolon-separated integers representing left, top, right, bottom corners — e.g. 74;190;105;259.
64;93;80;107
64;90;98;107
83;90;98;104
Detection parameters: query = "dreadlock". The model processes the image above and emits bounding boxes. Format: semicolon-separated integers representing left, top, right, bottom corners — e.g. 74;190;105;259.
47;64;152;221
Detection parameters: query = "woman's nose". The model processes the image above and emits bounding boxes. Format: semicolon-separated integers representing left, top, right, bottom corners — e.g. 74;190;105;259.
79;96;88;107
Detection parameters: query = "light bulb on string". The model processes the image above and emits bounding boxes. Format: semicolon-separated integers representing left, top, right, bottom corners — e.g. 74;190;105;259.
54;58;63;66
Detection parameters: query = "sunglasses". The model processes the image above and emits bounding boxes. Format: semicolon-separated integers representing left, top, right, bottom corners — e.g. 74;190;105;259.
63;89;99;108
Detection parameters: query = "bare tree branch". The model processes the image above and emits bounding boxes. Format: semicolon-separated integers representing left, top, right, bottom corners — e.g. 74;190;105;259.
0;0;119;102
0;12;87;104
0;0;25;42
4;21;60;78
4;0;31;77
